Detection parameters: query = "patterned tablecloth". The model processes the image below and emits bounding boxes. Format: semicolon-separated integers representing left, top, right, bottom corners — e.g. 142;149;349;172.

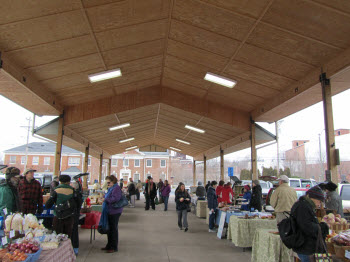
251;228;292;262
38;240;76;262
227;215;277;247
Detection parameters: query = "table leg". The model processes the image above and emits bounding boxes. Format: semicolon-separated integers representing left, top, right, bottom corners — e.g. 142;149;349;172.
90;227;92;244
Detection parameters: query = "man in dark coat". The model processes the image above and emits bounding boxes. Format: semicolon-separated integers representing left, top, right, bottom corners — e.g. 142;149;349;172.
250;180;262;212
207;181;218;232
144;177;157;210
205;181;211;192
292;186;329;260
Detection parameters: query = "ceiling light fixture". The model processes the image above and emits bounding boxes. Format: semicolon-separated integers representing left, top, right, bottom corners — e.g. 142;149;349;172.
185;125;205;134
204;72;236;88
109;123;130;131
119;137;135;143
88;68;122;83
176;138;191;145
170;146;181;151
125;146;138;151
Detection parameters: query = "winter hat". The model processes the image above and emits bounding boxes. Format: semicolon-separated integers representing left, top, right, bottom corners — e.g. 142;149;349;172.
306;186;325;201
244;185;251;191
5;167;20;179
59;175;71;183
198;181;203;186
325;182;338;192
252;180;260;186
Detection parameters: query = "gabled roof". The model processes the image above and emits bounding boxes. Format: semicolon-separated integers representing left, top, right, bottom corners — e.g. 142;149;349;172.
4;142;81;154
62;167;82;173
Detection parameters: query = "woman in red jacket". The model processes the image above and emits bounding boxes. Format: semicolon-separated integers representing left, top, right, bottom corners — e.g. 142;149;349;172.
221;182;234;204
216;180;225;203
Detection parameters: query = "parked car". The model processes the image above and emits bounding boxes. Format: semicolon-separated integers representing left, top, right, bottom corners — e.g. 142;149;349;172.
289;178;317;188
240;180;274;197
34;174;53;195
339;183;350;210
264;187;308;212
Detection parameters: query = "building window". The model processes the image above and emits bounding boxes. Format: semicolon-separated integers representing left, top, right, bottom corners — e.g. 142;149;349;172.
10;156;16;164
68;157;80;166
44;157;50;165
112;159;117;166
88;158;91;166
21;156;26;165
134;159;140;167
32;156;39;165
161;159;166;168
146;159;152;167
123;159;129;167
338;131;341;135
296;142;299;146
134;173;140;181
160;173;166;180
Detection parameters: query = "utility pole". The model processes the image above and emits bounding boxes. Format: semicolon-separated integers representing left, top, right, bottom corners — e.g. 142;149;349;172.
20;117;32;169
275;121;280;176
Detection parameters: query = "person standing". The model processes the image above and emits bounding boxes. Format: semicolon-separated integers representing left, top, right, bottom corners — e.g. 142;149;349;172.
216;180;225;203
128;178;136;208
145;177;157;210
101;176;123;253
18;169;43;215
50;176;59;195
0;167;21;216
325;181;344;217
205;181;211;193
119;179;124;189
157;179;164;201
175;183;191;232
270;175;297;223
161;180;171;211
221;182;234;204
195;181;206;200
207;181;218;232
291;186;329;262
241;185;252;211
71;181;83;256
250;180;262;212
136;180;142;200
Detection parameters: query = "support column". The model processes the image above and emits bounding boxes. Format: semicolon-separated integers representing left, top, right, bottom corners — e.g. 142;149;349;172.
83;145;89;189
320;72;338;183
54;113;64;177
193;160;196;186
108;159;112;177
251;121;258;180
204;156;207;185
220;149;224;181
99;153;103;184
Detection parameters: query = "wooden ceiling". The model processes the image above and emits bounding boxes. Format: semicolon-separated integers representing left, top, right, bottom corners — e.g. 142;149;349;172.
2;0;350;159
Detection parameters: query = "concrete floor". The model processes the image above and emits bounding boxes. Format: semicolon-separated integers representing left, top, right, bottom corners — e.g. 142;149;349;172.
76;197;252;262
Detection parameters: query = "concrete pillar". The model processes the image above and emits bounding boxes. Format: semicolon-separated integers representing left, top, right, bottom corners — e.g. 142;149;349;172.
99;153;103;184
320;72;338;183
54;114;64;177
193;160;196;186
251;121;258;180
220;149;224;181
204;156;207;185
83;145;89;189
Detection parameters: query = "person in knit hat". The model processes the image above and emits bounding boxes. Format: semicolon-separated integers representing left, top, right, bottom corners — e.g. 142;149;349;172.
241;185;251;211
325;182;344;217
290;185;329;261
250;180;262;212
0;167;21;216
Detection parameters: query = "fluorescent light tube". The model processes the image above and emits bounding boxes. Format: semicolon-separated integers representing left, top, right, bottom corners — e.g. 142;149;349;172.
109;123;130;131
89;69;122;83
125;146;138;151
185;125;205;134
176;138;191;145
119;137;135;143
204;72;236;88
170;146;181;151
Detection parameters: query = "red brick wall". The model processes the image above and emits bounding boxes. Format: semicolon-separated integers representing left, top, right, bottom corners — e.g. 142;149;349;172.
335;129;350;136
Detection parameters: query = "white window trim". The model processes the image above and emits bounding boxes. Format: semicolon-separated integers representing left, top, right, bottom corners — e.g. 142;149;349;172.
68;157;80;166
32;156;39;165
112;159;118;167
134;159;140;167
160;159;166;168
88;158;91;166
10;156;17;164
146;159;152;167
134;173;140;181
21;156;26;165
123;159;129;167
44;157;50;165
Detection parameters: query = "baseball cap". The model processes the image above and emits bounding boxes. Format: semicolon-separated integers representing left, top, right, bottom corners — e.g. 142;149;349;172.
23;168;37;175
278;175;289;183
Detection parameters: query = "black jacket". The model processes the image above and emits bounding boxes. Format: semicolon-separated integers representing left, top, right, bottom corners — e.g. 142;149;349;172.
144;182;157;198
175;190;191;211
207;187;218;210
250;185;262;211
128;183;137;196
292;196;329;255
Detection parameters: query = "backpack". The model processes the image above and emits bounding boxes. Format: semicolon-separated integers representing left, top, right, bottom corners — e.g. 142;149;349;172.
55;197;76;219
278;211;304;249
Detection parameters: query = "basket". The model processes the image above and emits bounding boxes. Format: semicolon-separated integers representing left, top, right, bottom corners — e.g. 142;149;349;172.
5;213;24;239
326;241;335;254
23;248;42;262
334;244;350;259
330;223;350;233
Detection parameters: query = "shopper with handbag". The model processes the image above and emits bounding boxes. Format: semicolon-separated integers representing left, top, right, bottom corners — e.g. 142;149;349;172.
145;177;157;210
175;183;191;232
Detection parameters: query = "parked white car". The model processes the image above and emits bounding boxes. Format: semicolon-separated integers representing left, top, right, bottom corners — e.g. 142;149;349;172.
240;180;274;196
289;178;317;188
339;184;350;210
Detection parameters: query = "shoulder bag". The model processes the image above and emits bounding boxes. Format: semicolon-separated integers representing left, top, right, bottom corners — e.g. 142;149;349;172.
313;225;332;262
112;194;129;208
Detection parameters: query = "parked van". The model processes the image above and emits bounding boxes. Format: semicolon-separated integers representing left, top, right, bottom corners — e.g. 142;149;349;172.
338;184;350;209
289;178;317;188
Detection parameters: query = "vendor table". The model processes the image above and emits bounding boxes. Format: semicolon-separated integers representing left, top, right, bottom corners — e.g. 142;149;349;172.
251;228;292;262
91;205;103;212
38;239;75;262
81;211;101;229
227;215;277;248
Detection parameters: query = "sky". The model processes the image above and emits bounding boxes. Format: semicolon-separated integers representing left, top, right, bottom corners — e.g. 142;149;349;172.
0;88;350;164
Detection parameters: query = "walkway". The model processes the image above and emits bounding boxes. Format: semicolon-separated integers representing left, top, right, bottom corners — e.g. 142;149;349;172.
76;198;252;262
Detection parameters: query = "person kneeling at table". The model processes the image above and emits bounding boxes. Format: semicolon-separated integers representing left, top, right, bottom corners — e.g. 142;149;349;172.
46;175;79;238
241;185;251;211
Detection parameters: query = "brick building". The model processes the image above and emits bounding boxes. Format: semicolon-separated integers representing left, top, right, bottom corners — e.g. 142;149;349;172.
3;142;173;185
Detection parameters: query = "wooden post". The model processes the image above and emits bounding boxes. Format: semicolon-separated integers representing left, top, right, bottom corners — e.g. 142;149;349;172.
193;160;196;186
108;159;112;177
204;156;207;185
54;113;64;177
320;72;338;183
251;121;258;180
220;149;224;181
83;145;89;190
99;153;103;184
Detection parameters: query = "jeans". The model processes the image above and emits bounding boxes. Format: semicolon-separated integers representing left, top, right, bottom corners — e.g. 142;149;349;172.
136;191;140;200
177;209;188;228
209;209;216;230
106;213;121;251
145;196;155;210
163;196;169;211
297;253;311;262
129;195;136;207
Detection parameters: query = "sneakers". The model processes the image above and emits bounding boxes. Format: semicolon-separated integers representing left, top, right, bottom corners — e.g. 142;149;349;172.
184;228;188;232
208;229;217;233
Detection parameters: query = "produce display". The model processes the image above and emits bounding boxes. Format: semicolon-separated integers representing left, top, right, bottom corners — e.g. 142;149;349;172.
331;230;350;246
3;250;27;261
7;240;40;254
261;215;276;220
322;213;347;227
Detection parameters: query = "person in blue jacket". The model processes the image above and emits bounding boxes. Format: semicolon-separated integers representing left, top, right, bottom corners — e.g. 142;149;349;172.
207;181;218;232
241;185;252;211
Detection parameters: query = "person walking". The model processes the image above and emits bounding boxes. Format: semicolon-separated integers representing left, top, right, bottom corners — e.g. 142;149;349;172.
145;177;157;210
136;180;142;200
216;180;225;203
270;175;298;223
157;179;164;201
18;169;43;215
291;186;329;262
100;175;123;253
207;181;218;232
0;167;21;216
325;181;344;217
175;183;191;232
128;178;136;208
241;185;251;211
195;181;206;200
250;180;262;212
161;180;171;211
